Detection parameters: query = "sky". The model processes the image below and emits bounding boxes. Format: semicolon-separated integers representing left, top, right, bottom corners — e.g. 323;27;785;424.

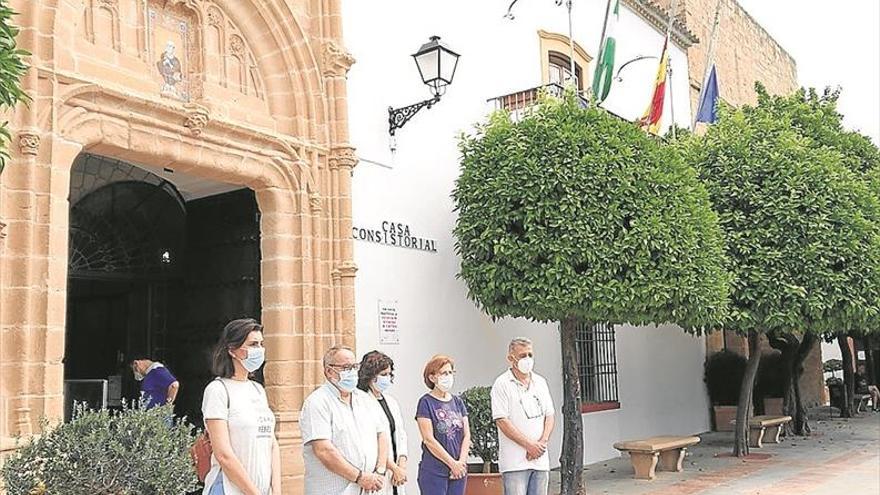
735;0;880;144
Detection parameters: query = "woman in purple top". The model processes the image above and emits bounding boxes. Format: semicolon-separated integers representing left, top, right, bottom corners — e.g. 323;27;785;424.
416;355;471;495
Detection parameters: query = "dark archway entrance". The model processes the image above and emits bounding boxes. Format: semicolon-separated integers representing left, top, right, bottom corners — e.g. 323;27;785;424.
65;154;262;423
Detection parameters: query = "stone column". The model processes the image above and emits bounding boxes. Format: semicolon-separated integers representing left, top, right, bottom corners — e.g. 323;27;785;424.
255;184;308;492
1;132;82;450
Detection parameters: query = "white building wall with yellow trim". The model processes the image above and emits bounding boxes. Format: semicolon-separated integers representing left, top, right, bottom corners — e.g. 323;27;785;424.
343;0;705;492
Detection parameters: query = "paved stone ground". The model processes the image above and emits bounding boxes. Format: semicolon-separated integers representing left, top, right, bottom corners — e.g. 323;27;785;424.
550;409;880;494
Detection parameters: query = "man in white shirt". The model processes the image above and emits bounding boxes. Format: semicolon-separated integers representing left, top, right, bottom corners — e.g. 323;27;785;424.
491;338;555;495
301;346;388;495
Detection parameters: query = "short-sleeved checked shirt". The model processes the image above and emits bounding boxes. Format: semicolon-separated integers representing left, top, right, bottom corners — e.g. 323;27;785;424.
301;382;386;495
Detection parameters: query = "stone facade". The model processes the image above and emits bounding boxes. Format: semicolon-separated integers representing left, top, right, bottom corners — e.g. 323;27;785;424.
650;0;798;109
0;1;355;493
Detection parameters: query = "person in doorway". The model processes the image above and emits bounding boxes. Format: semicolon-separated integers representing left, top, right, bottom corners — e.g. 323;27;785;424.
855;364;880;411
201;318;281;495
301;346;388;495
491;338;555;495
358;351;409;495
130;354;179;409
416;355;471;495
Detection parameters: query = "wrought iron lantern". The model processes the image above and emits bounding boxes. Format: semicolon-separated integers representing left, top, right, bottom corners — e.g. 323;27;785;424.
388;36;460;137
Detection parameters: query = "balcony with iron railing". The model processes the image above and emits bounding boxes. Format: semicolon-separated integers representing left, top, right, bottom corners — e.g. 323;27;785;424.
486;82;631;124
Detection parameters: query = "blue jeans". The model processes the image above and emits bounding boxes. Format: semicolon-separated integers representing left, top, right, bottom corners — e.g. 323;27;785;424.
208;475;224;495
502;470;549;495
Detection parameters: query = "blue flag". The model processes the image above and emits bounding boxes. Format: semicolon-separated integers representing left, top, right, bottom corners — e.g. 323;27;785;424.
695;64;719;124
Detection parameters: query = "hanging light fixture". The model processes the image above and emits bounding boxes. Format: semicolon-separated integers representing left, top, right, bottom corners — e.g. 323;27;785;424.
388;36;460;138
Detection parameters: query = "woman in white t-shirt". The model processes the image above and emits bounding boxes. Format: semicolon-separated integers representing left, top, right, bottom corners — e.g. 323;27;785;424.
201;318;281;495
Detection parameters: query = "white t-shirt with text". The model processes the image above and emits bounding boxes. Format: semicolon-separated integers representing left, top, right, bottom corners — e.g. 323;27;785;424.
202;378;276;495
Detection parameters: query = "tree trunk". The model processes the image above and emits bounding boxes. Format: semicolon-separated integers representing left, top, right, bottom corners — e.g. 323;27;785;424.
768;334;798;436
559;316;585;495
863;336;876;386
791;333;816;435
838;334;855;418
734;331;762;457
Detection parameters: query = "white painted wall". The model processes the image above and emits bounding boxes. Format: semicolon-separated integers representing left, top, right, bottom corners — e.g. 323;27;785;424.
343;0;709;491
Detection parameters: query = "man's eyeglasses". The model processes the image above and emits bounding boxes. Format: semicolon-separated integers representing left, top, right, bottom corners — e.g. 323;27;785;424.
329;363;360;372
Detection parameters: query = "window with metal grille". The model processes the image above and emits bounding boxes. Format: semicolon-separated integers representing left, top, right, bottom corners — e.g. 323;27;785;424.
575;321;619;411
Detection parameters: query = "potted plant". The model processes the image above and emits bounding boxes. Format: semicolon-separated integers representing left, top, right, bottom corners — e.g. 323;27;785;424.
755;352;786;416
461;386;502;495
826;376;845;411
705;350;747;431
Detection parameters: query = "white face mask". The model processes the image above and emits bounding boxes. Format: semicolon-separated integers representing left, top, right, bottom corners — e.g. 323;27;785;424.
436;375;454;393
517;356;535;374
133;371;145;382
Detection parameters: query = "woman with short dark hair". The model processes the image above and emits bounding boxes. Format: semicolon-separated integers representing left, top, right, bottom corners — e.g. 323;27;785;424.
201;318;280;495
358;351;409;494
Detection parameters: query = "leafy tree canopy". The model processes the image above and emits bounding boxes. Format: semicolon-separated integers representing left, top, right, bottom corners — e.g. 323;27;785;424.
453;94;729;329
680;89;880;335
753;84;880;175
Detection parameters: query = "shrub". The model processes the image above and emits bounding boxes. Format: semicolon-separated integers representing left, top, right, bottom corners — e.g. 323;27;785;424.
460;386;497;473
1;402;198;495
755;352;786;399
704;350;747;405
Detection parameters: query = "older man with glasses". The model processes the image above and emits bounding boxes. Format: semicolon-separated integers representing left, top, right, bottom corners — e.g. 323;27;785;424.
491;338;555;495
301;346;389;495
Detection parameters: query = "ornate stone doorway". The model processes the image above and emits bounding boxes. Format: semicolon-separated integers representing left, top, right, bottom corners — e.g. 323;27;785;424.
64;154;262;424
2;1;358;491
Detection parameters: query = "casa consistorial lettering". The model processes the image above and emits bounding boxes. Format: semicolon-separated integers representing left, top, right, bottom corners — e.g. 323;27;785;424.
352;220;438;253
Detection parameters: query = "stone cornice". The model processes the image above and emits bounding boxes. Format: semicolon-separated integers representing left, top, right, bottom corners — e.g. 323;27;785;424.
621;0;700;49
38;67;330;156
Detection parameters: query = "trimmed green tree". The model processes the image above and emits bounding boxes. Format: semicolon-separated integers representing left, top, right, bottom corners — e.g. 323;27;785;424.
680;85;880;455
0;0;30;173
753;87;880;420
454;94;729;495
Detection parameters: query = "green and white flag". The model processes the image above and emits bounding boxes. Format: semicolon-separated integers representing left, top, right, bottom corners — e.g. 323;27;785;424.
592;0;619;103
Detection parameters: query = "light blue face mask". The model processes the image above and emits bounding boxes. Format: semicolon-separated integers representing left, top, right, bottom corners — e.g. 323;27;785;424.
375;375;393;393
336;369;358;393
241;347;265;372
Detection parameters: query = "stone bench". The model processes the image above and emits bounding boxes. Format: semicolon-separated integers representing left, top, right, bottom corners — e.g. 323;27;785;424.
613;436;701;480
748;415;792;448
854;394;871;413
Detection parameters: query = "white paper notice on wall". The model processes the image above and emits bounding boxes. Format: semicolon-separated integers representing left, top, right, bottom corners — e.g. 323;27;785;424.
378;300;400;345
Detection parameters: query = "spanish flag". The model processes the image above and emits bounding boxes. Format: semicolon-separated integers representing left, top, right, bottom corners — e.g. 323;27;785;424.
638;39;669;134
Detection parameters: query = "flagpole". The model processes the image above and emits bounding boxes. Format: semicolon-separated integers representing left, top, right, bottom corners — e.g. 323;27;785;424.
665;0;678;138
566;0;576;89
692;0;723;129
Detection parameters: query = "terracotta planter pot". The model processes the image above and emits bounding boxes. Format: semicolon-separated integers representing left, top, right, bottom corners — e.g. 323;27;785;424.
763;397;784;416
465;473;504;495
713;405;738;432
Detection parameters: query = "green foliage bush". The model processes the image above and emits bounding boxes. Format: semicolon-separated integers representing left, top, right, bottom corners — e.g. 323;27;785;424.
460;386;497;471
678;85;880;336
704;350;747;405
754;351;786;400
1;403;198;495
0;1;30;173
454;93;729;329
